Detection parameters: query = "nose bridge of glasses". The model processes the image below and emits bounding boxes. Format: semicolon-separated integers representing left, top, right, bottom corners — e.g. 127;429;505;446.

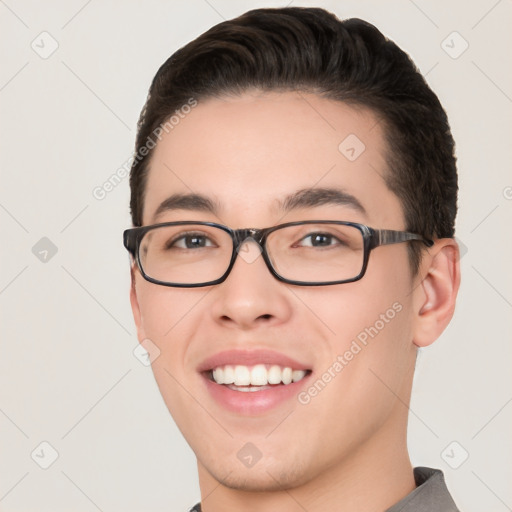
233;228;264;247
233;228;265;265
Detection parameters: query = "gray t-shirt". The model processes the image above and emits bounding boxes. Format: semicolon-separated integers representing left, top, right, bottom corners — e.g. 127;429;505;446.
189;467;460;511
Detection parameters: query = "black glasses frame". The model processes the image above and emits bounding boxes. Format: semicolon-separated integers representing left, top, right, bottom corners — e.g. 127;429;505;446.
123;220;434;288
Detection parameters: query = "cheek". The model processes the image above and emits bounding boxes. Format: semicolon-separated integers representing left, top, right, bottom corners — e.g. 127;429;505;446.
291;294;414;466
135;281;208;426
291;252;415;425
135;279;209;390
292;259;413;359
137;280;204;340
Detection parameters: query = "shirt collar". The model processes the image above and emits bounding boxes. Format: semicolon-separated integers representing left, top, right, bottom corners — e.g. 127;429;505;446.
386;467;460;512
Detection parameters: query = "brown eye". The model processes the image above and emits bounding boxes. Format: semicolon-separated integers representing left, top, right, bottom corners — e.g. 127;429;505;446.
166;233;215;250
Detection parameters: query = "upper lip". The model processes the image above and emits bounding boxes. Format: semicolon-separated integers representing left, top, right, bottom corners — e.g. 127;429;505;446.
197;349;312;373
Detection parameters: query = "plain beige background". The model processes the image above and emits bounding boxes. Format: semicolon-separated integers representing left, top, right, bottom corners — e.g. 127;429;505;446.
1;0;511;510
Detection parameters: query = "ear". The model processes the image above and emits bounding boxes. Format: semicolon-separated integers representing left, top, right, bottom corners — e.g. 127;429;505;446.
412;238;461;347
130;265;147;342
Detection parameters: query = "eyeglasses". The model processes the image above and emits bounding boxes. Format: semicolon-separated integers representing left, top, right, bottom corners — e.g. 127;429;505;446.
123;220;433;288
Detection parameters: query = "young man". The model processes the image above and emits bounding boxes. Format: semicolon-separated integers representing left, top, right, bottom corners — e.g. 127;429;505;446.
124;7;461;511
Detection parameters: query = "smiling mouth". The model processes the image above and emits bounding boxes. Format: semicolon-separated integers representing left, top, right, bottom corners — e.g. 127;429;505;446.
205;363;312;392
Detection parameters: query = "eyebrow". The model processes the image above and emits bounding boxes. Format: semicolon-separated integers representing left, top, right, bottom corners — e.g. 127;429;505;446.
276;187;366;216
152;193;221;221
151;187;366;222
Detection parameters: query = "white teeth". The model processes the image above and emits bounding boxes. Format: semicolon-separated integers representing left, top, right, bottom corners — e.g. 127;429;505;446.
268;365;282;384
211;364;308;386
234;365;251;386
250;364;268;386
227;384;272;392
223;365;235;384
212;367;224;384
292;370;306;382
282;367;292;385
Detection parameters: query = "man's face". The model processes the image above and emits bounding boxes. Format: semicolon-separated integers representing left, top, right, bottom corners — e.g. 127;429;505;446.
130;92;420;490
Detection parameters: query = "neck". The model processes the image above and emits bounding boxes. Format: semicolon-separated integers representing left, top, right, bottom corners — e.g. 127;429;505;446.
196;404;416;512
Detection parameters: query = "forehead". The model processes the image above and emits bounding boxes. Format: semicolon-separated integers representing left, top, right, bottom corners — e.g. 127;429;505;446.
143;91;404;228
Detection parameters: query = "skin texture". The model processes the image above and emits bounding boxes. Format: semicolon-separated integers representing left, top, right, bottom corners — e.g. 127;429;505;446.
129;91;460;512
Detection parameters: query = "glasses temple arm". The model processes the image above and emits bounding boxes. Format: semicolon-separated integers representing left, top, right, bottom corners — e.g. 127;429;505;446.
372;229;434;248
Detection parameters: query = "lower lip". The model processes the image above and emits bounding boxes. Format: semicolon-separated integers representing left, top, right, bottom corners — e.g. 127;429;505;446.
201;373;311;415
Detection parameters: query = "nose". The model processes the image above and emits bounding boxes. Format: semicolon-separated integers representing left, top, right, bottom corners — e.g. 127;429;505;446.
209;237;293;330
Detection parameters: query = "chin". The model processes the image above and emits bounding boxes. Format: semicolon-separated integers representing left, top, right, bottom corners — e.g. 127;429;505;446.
201;454;311;492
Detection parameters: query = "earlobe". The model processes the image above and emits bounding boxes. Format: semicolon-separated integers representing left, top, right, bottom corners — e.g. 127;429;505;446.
129;266;147;342
412;239;461;347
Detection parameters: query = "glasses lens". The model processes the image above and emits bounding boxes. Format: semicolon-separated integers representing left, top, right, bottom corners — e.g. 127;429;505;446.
139;224;232;285
267;223;364;283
